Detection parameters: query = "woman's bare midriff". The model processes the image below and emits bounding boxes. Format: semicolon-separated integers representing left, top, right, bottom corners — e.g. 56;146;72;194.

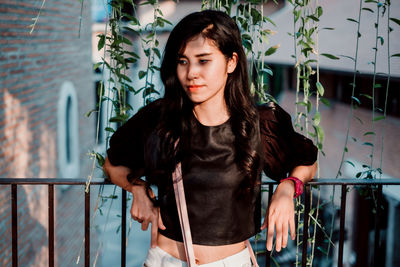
157;233;246;265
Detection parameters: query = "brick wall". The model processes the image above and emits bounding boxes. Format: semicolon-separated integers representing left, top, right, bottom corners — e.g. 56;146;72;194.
0;0;97;266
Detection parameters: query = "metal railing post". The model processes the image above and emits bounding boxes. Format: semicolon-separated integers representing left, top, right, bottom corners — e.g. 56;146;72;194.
373;185;383;267
302;185;311;267
265;184;273;267
338;185;347;267
48;185;54;267
12;184;18;267
121;189;127;267
85;186;90;267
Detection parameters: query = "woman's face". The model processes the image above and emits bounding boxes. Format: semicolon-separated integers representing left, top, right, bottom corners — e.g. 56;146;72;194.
176;35;237;106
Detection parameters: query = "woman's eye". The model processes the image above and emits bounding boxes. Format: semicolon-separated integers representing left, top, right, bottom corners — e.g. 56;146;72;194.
199;59;209;64
177;59;187;65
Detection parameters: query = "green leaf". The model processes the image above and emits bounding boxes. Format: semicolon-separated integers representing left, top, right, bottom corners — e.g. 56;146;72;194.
264;16;276;27
390;18;400;26
85;109;97;118
391;53;400;57
138;71;147;79
354;116;363;124
374;83;382;88
362;7;374;13
242;40;252;51
152;48;161;59
313;111;321;126
360;93;373;100
143;86;160;97
97;34;105;51
123;26;140;36
322;27;335;30
93;62;103;70
363;131;376;136
95;153;105;167
320;98;331;107
314;125;324;143
373;115;385;121
351;96;361;105
262;68;273;76
264;45;279;56
105;127;115;133
339;55;355;62
120;74;132;82
377;36;384;46
347;18;358;23
317;6;323;17
316;81;324;96
122;36;132;45
321;53;340;60
307;15;319;22
242;33;251;40
345;160;355;168
363;142;374;147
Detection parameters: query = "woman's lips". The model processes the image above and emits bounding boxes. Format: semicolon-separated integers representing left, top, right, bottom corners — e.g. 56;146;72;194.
187;85;203;92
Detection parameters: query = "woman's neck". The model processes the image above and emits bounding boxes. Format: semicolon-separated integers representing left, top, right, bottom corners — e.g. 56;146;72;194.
193;100;229;126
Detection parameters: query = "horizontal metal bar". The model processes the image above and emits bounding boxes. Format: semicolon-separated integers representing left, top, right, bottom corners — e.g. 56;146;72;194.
1;178;400;186
307;179;400;185
0;178;109;185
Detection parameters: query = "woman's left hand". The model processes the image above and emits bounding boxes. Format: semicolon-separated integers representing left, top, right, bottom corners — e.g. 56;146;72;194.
260;180;296;252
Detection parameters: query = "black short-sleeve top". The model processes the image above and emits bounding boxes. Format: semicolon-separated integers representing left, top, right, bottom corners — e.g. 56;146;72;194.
107;100;317;246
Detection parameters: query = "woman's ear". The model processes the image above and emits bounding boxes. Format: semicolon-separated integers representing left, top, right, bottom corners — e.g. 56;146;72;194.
227;52;238;74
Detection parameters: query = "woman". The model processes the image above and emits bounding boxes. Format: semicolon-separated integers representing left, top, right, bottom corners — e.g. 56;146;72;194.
103;10;317;266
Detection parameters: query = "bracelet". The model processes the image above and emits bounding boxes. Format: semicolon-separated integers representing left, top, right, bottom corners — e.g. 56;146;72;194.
127;173;159;206
280;176;304;198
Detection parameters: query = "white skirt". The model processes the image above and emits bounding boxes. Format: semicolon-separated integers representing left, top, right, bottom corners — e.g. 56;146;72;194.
143;246;252;267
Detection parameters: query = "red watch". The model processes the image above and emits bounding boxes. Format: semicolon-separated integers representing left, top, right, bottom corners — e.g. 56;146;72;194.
280;176;304;198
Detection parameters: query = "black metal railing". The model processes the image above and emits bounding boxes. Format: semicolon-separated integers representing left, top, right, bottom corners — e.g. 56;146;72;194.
1;178;399;267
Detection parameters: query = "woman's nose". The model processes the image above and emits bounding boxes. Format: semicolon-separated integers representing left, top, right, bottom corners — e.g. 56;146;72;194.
187;64;199;80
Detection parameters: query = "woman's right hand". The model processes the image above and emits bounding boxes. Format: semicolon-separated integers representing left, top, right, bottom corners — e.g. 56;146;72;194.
130;184;166;248
103;157;166;248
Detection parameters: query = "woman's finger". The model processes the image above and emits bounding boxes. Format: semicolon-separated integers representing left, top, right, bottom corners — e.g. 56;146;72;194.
141;220;149;231
266;216;275;251
282;220;289;248
158;209;166;230
150;219;158;248
275;222;282;252
289;213;296;240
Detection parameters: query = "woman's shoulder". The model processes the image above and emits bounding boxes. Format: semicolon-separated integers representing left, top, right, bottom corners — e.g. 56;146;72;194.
121;98;166;132
256;101;289;123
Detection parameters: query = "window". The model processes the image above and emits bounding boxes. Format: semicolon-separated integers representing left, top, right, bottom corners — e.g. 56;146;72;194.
57;81;80;179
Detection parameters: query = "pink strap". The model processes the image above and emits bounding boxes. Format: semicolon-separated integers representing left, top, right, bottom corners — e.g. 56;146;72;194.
172;162;259;267
245;240;259;267
172;162;197;266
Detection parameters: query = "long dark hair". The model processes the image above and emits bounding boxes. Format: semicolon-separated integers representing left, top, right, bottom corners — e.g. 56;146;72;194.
149;10;260;188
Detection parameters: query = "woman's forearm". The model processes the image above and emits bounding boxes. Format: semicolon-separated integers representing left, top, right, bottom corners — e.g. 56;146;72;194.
275;162;317;196
289;162;317;183
103;157;145;192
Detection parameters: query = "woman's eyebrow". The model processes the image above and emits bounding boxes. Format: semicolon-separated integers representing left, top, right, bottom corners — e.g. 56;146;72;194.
194;53;212;57
177;53;213;58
